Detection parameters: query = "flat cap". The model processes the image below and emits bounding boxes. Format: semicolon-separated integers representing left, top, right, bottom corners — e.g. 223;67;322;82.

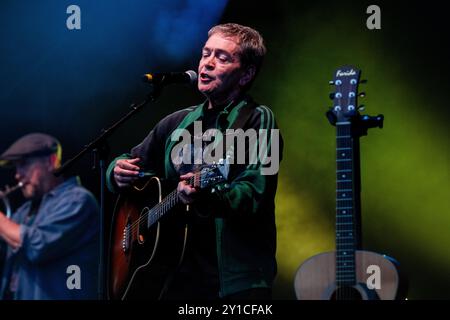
0;133;60;167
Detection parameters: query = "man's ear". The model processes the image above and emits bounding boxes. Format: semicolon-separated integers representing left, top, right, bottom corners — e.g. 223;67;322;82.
239;65;256;87
48;153;60;170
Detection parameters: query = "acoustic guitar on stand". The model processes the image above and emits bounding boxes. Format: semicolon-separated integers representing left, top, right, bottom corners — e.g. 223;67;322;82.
294;65;407;300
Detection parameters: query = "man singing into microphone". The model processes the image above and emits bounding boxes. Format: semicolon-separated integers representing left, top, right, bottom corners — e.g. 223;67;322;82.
107;23;283;300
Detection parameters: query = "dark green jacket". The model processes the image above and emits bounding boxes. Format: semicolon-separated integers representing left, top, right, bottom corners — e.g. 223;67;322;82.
106;95;283;297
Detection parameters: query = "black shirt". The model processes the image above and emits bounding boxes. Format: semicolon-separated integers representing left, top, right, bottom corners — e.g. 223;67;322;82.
163;105;224;300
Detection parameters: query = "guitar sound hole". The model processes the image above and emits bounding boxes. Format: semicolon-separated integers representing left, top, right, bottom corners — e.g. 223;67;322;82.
331;286;362;300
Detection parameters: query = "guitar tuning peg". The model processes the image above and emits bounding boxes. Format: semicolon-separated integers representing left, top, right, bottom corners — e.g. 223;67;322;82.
359;92;366;98
329;93;335;100
360;79;368;84
329;80;335;85
358;105;365;111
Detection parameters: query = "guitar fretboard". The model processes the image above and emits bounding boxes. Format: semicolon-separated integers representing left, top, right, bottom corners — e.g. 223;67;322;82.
335;122;357;286
146;189;180;228
142;175;197;229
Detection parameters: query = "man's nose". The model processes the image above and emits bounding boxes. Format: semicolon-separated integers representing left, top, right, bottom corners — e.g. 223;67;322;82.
204;56;215;69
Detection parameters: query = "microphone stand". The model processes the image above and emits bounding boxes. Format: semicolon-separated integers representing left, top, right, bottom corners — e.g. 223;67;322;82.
53;86;162;300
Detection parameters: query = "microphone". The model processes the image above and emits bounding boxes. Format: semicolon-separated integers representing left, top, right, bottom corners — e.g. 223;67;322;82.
142;70;197;87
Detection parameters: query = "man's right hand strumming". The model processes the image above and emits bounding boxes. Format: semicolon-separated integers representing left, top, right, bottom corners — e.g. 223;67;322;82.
113;158;141;188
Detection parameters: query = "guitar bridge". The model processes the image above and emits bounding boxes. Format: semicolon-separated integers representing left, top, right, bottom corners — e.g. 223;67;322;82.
122;223;131;253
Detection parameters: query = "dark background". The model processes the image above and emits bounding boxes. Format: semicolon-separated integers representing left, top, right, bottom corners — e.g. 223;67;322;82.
1;0;449;299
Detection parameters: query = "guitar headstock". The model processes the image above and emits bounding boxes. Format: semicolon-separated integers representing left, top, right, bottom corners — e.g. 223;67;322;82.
327;65;365;125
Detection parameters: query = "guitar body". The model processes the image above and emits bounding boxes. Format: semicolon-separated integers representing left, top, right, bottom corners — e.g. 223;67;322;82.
294;250;406;300
107;177;188;300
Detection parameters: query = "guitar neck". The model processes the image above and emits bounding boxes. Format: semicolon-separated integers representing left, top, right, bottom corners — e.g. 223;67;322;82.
146;189;179;228
335;122;362;286
146;174;198;228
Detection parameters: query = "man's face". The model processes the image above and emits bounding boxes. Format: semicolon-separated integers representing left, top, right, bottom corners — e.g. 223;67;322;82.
198;33;247;102
14;156;51;200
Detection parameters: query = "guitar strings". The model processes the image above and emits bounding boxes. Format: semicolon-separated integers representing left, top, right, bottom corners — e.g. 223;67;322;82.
337;123;354;300
126;175;196;235
335;83;357;300
127;178;190;233
335;82;351;300
127;187;180;234
336;80;343;300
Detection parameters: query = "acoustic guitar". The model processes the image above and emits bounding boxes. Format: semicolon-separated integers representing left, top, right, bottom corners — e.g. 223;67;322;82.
107;162;228;300
294;65;407;300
